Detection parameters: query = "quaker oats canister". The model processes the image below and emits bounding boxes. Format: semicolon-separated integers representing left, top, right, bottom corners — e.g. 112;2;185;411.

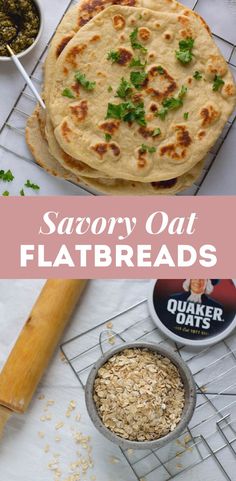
148;279;236;347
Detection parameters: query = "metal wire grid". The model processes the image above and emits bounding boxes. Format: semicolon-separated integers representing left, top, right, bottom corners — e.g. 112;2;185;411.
61;298;236;481
0;0;236;196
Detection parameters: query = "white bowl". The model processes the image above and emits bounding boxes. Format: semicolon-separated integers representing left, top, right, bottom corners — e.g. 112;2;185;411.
0;0;43;62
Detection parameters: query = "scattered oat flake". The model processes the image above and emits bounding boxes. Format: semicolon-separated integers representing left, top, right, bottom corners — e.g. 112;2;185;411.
38;431;45;438
127;449;134;455
184;434;191;444
40;416;46;422
55;422;64;430
44;444;50;453
176;463;183;469
38;394;45;400
106;321;113;329
109;456;120;464
75;413;81;422
201;385;208;393
47;399;55;406
55;435;61;442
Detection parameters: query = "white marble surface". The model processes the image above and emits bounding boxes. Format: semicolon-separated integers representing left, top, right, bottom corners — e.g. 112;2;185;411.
0;0;235;196
0;279;236;481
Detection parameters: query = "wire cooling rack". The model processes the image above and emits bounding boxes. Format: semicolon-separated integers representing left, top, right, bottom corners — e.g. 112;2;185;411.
0;0;236;196
61;299;236;481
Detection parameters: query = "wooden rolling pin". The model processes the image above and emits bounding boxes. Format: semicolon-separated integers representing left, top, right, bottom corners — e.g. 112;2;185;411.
0;279;88;437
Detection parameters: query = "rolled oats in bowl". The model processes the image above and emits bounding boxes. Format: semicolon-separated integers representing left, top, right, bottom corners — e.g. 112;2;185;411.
85;342;196;450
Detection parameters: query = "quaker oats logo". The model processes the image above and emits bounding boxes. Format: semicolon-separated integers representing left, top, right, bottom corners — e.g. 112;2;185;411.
149;279;236;342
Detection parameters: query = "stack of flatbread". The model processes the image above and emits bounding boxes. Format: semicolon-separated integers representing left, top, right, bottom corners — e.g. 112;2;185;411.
26;0;236;195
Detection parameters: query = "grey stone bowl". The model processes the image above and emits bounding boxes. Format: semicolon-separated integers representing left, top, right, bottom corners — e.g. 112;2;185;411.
85;341;196;450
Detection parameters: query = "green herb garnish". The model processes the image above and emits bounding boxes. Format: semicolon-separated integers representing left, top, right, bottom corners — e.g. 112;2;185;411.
105;133;112;142
140;144;156;154
130;27;148;54
156;86;188;120
176;37;194;64
0;169;14;182
106;101;146;126
62;88;75;99
20;188;25;196
129;58;147;69
157;66;164;74
75;71;96;91
25;180;40;191
116;78;133;99
184;112;189;120
2;191;9;196
212;74;225;92
130;71;148;90
107;50;121;63
152;128;161;137
193;71;202;80
108;85;113;92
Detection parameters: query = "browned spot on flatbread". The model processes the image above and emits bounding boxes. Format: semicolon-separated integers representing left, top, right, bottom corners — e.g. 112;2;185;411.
178;15;191;26
146;66;177;101
112;14;126;30
132;93;143;103
138;27;151;42
61;122;72;142
223;83;236;97
187;77;193;85
91;34;100;42
56;34;74;58
69;100;88;123
62;151;88;171
110;142;120;157
117;47;133;66
164;32;172;41
78;0;136;27
198;130;206;139
92;142;108;158
180;28;194;38
151;178;177;189
99;120;120;134
206;55;227;77
63;67;69;76
150;103;158;112
66;44;87;68
138;126;155;139
160;125;192;161
71;82;80;95
200;104;220;127
137;149;147;168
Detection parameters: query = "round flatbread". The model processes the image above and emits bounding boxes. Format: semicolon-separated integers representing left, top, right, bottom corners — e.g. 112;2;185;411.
42;0;210;180
26;105;204;195
49;5;236;183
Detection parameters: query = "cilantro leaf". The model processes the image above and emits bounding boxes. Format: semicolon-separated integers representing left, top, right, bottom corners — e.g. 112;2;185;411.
106;101;146;126
212;74;225;92
25;180;40;190
20;188;25;196
105;133;112;142
130;27;148;54
184;112;189;120
140;144;156;154
108;85;113;92
0;169;14;182
130;71;148;89
156;86;188;119
2;191;9;196
176;37;194;64
156;66;164;74
193;71;202;80
116;78;133;99
75;71;96;91
107;50;121;63
129;58;147;69
62;88;75;99
152;128;161;137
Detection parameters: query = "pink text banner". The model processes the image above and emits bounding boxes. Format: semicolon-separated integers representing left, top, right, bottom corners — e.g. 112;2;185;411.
0;196;235;279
